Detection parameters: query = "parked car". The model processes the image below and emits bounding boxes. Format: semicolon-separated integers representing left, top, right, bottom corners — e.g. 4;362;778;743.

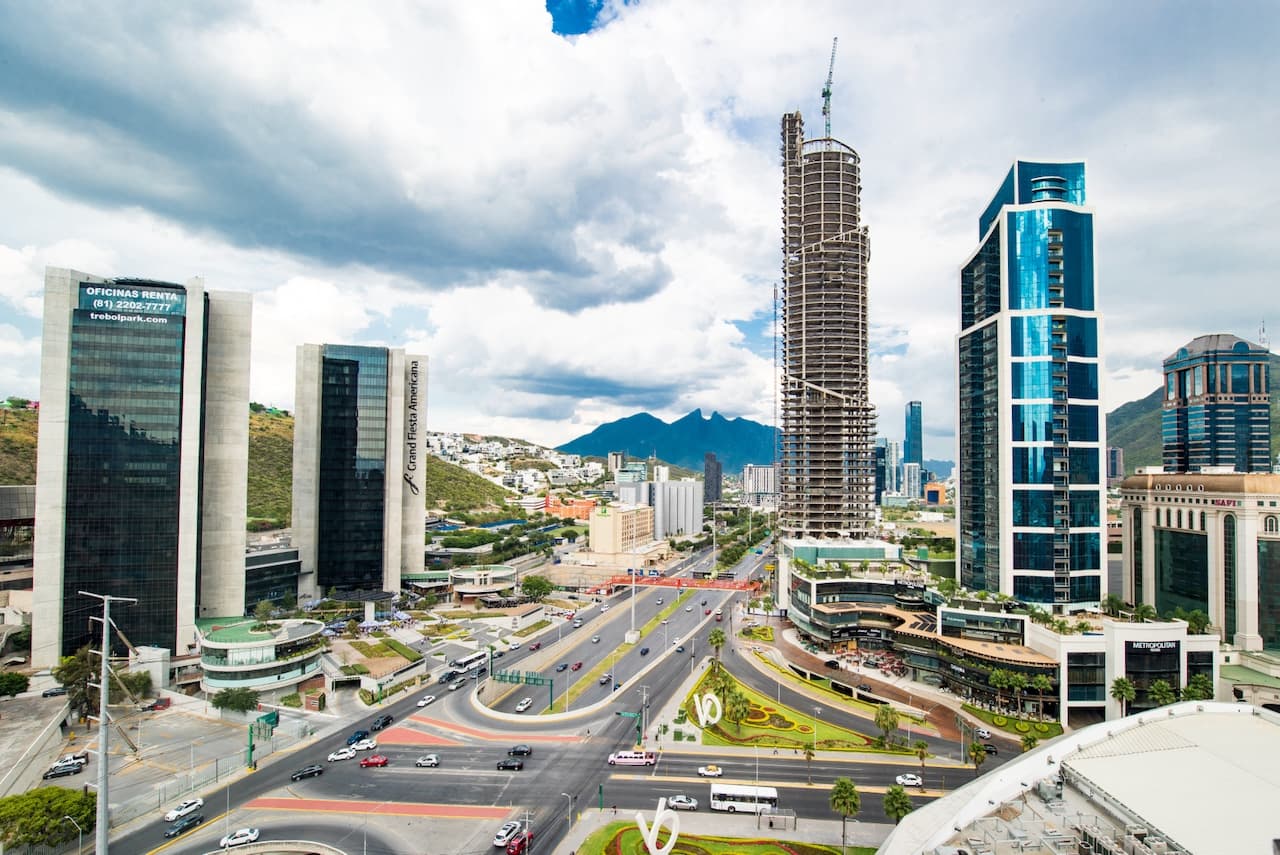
417;694;437;707
639;647;650;656
856;683;873;693
56;751;88;768
824;659;841;669
164;813;205;838
371;714;394;731
41;685;67;697
359;754;390;768
164;798;205;822
667;794;698;811
515;697;534;713
327;746;357;762
895;773;923;787
493;821;523;846
696;764;723;777
975;727;992;739
496;758;524;771
570;661;583;671
219;828;260;848
291;764;324;781
42;762;82;780
415;754;440;768
555;663;569;672
508;744;533;756
346;729;370;745
351;738;378;751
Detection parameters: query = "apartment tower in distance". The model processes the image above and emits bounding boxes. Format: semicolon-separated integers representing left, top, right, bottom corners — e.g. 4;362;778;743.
32;268;252;666
1161;334;1271;473
957;161;1106;612
293;345;427;599
904;400;923;470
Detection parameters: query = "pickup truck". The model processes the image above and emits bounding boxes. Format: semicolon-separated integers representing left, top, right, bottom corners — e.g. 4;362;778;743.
56;750;89;768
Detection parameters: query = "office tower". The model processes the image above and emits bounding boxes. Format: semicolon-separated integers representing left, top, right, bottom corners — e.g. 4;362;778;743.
742;464;777;506
1161;334;1271;473
779;111;875;539
653;465;670;482
293;345;426;597
884;440;902;494
1106;446;1125;482
902;462;922;499
904;401;923;469
703;452;723;502
607;451;625;474
874;440;888;504
957;161;1105;610
32;268;251;666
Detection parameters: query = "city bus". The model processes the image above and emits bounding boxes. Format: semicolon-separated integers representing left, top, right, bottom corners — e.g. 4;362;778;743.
708;783;779;814
448;650;488;671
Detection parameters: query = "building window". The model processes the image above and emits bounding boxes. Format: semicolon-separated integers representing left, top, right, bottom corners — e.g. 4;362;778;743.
1265;515;1279;534
1224;514;1237;640
1200;511;1206;531
1133;507;1143;604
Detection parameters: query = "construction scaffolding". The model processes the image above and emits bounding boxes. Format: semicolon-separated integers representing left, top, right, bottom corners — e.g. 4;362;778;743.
777;111;876;541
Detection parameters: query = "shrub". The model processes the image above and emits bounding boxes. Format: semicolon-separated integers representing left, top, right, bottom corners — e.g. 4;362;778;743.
992;714;1008;726
1034;722;1051;734
279;693;302;708
1014;720;1030;733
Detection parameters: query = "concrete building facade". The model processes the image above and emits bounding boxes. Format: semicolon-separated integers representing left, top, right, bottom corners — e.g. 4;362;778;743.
32;267;251;666
742;464;777;508
957;161;1106;612
702;452;722;502
293;344;426;599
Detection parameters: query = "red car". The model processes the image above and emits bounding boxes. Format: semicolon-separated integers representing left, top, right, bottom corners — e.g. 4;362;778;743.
506;831;534;855
570;661;583;671
359;754;389;768
704;609;712;615
528;642;542;651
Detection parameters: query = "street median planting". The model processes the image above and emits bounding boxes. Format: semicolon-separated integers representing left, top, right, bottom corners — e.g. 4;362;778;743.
576;821;865;855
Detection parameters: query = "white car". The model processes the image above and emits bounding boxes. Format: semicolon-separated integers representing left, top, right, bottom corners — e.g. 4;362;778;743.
896;773;923;787
508;641;521;650
696;764;723;778
417;694;436;707
163;798;204;822
493;821;523;847
600;604;610;612
686;605;693;612
219;828;260;848
975;727;991;739
667;794;698;811
327;746;357;762
351;738;378;751
515;697;533;713
416;754;440;767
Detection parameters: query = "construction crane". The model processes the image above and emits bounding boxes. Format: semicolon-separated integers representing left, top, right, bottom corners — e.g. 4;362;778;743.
821;36;838;138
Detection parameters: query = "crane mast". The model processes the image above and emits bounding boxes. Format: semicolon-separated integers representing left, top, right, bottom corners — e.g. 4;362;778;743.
821;36;838;138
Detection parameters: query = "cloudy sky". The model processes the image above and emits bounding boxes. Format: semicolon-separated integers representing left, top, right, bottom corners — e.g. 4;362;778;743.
1;1;1276;460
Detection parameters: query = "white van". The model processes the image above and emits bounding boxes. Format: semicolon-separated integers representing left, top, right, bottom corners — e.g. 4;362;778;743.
607;750;656;766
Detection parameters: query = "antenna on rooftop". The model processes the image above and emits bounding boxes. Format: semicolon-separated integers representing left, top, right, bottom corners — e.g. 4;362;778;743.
821;37;838;138
1260;320;1269;350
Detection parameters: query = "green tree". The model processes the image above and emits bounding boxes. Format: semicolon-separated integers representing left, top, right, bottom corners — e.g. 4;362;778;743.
1110;676;1136;717
1021;733;1040;753
829;777;861;852
969;741;988;777
882;784;914;825
913;739;929;783
51;647;95;717
803;743;815;784
708;627;726;660
874;703;900;748
1184;609;1211;635
422;592;438;610
210;687;260;713
253;600;274;623
520;574;554;601
1007;671;1029;717
345;618;359;636
987;668;1010;711
1101;593;1124;617
1132;603;1157;623
1031;673;1054;719
1182;672;1214;701
0;671;29;698
724;689;751;734
1148;679;1177;707
762;594;775;619
0;787;95;847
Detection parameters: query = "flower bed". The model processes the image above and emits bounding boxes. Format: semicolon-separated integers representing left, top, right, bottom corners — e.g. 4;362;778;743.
578;821;867;855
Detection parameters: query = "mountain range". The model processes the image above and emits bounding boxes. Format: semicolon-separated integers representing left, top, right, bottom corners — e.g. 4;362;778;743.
557;409;776;474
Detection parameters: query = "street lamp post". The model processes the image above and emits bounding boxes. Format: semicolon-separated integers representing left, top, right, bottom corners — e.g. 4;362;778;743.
813;707;822;755
561;792;574;831
63;816;82;854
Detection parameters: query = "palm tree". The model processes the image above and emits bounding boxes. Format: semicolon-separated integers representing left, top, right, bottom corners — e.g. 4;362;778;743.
874;703;900;748
1021;733;1039;753
1148;678;1177;708
968;741;988;777
1031;674;1054;720
913;739;929;785
1007;672;1028;718
725;688;751;733
1101;593;1124;617
829;777;861;852
987;668;1010;711
882;784;914;825
1183;672;1214;701
1185;609;1211;635
1110;676;1136;717
1132;603;1157;623
708;627;726;660
803;743;815;784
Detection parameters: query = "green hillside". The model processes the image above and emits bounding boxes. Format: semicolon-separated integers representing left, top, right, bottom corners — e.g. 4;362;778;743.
0;407;38;485
247;410;293;528
424;455;514;512
1106;352;1280;474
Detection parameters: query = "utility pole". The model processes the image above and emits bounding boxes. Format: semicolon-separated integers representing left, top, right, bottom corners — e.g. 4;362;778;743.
82;590;135;855
638;685;650;743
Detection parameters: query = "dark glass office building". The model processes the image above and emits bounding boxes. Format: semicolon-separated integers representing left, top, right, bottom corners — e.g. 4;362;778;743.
1161;334;1271;473
904;401;923;469
33;268;252;666
957;162;1105;611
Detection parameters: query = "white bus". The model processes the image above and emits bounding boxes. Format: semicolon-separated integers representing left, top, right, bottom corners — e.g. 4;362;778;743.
708;783;779;814
449;650;488;671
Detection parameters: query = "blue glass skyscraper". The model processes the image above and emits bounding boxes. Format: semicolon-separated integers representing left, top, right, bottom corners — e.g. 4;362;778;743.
957;162;1105;611
904;401;923;469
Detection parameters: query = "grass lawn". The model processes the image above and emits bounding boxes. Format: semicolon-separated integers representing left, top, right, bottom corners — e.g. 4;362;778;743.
512;619;552;637
575;821;870;855
349;640;397;658
962;704;1063;740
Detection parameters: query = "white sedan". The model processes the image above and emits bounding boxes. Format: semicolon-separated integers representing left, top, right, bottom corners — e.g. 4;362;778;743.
895;773;923;787
351;738;378;751
163;798;204;822
696;765;723;778
667;794;698;811
515;697;534;713
417;694;436;707
327;746;357;762
220;828;260;848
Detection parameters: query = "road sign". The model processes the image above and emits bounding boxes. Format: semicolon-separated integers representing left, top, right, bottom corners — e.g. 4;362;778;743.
616;711;640;718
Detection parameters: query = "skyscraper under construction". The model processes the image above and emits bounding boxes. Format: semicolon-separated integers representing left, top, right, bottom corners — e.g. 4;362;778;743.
778;111;876;540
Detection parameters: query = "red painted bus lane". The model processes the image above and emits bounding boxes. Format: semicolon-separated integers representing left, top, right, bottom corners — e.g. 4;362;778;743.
246;797;510;819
